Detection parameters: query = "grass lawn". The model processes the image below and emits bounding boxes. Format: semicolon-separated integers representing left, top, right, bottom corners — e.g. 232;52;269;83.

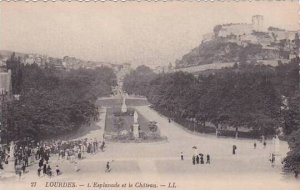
125;99;149;106
97;99;122;107
97;98;149;107
105;107;134;133
104;106;163;142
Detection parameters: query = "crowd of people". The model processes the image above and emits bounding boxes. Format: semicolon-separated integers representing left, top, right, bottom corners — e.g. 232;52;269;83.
0;138;106;179
191;153;210;165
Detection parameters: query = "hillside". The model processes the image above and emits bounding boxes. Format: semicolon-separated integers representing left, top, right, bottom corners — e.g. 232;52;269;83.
175;25;298;69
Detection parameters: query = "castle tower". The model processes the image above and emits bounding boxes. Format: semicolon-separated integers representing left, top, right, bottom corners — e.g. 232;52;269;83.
252;15;264;32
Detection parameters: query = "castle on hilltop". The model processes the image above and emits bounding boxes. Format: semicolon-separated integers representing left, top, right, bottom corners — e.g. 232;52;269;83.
218;15;263;37
202;15;298;49
172;15;299;71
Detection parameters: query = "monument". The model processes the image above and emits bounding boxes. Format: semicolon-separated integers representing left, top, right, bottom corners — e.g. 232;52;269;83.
133;111;140;138
121;96;127;113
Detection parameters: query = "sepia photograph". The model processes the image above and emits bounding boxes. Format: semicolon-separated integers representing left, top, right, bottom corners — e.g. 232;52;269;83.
0;1;299;190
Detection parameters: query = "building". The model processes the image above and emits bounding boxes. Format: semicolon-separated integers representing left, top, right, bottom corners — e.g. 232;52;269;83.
24;54;35;65
218;23;254;38
252;15;264;31
0;60;6;72
0;69;12;96
47;57;65;70
202;33;215;43
63;56;82;70
215;15;264;38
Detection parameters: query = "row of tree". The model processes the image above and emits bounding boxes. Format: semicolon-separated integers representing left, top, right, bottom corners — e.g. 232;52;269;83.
124;60;298;135
2;54;116;142
123;60;300;172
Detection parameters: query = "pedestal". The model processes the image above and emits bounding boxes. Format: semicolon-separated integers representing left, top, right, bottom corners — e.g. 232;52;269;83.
133;123;139;139
121;97;127;113
121;103;127;113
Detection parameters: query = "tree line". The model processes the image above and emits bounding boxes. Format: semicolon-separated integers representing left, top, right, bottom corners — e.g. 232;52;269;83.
2;54;116;142
123;59;300;172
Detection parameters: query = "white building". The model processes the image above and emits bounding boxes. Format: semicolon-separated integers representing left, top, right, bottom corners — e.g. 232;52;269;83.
218;23;254;38
252;15;264;31
0;69;12;95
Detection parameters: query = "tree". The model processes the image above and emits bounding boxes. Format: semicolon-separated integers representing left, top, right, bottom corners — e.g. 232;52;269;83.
5;62;116;142
123;65;157;96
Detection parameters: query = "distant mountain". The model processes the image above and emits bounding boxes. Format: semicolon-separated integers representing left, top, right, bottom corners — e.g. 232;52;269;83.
0;50;27;59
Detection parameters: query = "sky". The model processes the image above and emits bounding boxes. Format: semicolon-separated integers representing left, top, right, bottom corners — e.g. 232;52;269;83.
0;1;299;68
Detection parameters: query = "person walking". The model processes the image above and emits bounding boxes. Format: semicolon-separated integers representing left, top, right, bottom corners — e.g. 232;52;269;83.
200;155;204;164
270;153;275;167
24;155;29;167
192;155;196;165
100;141;105;152
232;145;237;155
294;170;298;178
105;162;111;172
56;165;60;175
43;162;47;176
78;151;82;160
14;158;18;168
254;142;257;149
180;152;184;161
22;160;26;173
39;159;43;168
263;141;267;148
196;155;200;164
37;167;42;177
206;154;210;164
45;154;49;164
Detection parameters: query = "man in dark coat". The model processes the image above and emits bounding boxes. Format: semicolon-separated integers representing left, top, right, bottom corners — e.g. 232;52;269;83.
196;155;200;164
206;154;210;164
